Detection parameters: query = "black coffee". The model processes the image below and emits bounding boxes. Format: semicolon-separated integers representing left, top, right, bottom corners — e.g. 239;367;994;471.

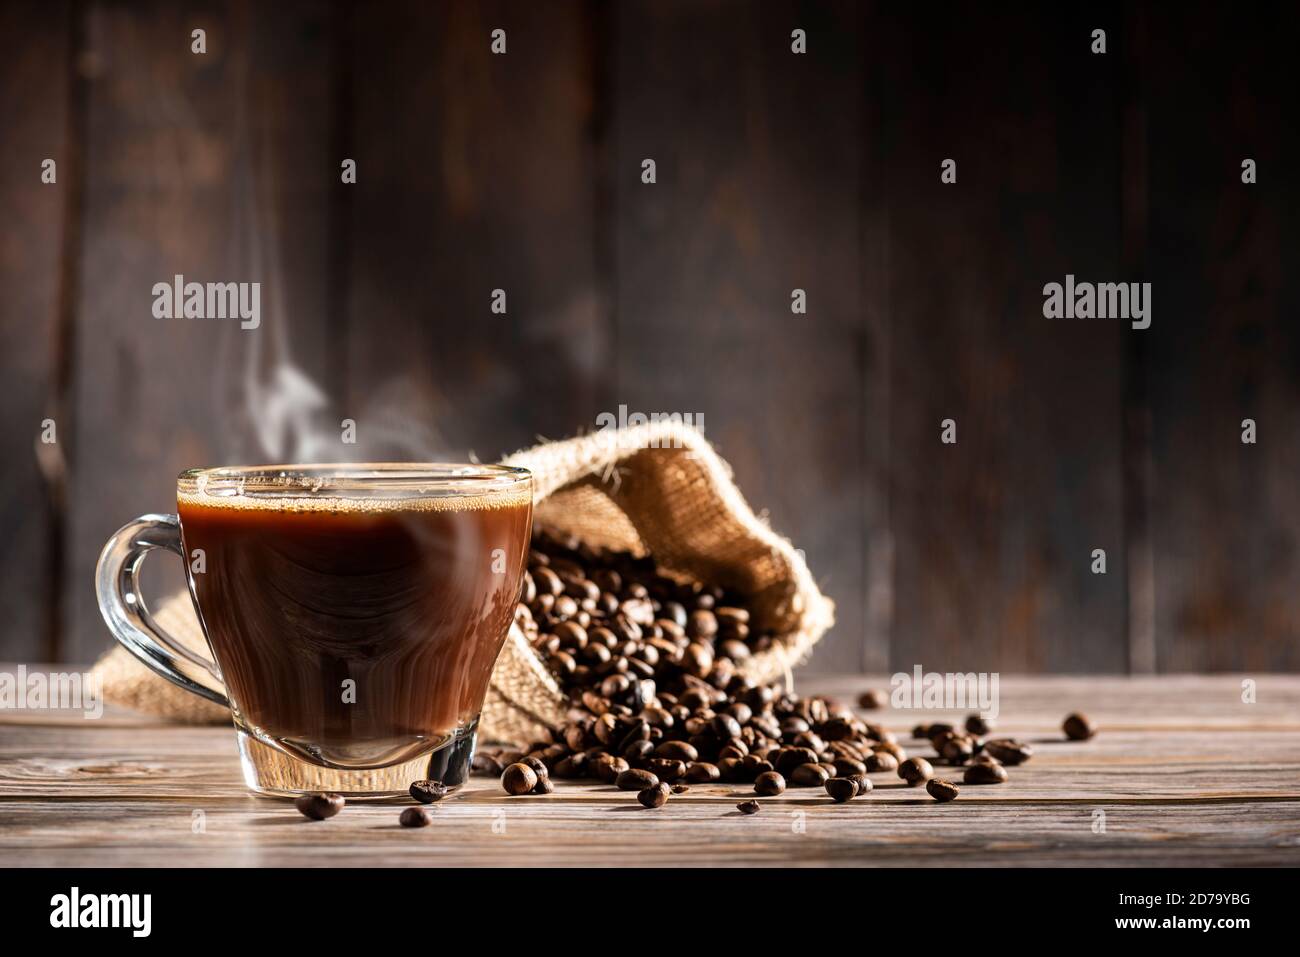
178;492;531;770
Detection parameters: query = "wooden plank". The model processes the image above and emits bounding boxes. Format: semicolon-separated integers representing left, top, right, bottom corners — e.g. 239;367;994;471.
1141;5;1300;671
612;0;868;673
342;0;603;462
0;1;73;662
1;675;1297;866
879;6;1127;673
65;0;337;663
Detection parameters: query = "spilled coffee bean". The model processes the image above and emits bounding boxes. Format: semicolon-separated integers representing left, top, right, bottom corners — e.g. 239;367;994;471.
912;722;953;740
898;757;934;786
399;806;432;828
519;755;549;779
964;761;1008;784
505;529;1093;816
865;751;898;773
790;762;831;787
1063;712;1096;741
857;689;887;710
501;763;539;795
638;782;671;808
983;739;1033;765
409;780;450;804
685;762;721;784
965;713;994;736
848;772;872;795
825;777;857;803
294;792;344;820
736;800;761;815
615;768;659;791
532;775;555;794
926;778;960;803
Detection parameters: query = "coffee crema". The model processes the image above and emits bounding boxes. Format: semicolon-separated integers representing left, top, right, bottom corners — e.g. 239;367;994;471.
177;489;531;770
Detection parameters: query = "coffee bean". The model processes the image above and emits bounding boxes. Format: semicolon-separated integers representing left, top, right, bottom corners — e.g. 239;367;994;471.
660;601;688;627
601;673;632;699
553;754;588;778
926;778;960;802
409;780;450;804
833;757;867;777
616;719;650;752
939;734;976;765
637;782;671;808
717;757;742;781
591;755;629;783
965;714;994;736
963;761;1008;784
736;800;761;815
715;606;750;626
914;722;954;740
865;751;898;773
711;713;743;740
654;740;699;762
532;775;555;794
848;772;872;795
897;757;934;786
875;740;907;762
615;768;659;791
554;620;588;647
857;690;887;709
719;639;750;661
825;777;858;803
671;784;690;794
533;566;564;597
775;747;820;776
820;717;855;741
685;761;721;783
645;758;687;783
501;763;538;795
984;739;1033;765
294;792;344;820
754;770;786;796
790;762;830;787
519;755;550;779
1063;712;1096;741
623;739;655;762
399;806;432;827
687;610;718;640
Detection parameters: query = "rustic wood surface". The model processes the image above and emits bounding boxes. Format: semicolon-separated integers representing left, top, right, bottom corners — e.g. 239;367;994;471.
1;673;1297;866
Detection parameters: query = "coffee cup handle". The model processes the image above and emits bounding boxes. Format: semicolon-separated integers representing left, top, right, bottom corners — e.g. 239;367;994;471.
95;513;230;709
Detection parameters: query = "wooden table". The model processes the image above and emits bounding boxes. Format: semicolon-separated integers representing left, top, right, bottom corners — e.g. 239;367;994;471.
2;674;1297;866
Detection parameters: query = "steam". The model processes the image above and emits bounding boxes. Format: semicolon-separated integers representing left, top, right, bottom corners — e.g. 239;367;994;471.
215;27;446;467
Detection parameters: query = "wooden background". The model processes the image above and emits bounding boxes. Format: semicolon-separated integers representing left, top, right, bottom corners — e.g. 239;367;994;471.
1;0;1297;674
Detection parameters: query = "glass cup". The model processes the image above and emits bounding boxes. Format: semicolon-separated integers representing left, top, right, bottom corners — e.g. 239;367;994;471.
96;464;533;798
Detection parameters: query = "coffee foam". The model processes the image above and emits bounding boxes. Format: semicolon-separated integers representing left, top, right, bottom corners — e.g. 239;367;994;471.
177;484;532;515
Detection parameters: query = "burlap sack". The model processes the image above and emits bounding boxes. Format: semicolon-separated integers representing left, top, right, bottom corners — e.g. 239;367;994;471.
91;423;835;746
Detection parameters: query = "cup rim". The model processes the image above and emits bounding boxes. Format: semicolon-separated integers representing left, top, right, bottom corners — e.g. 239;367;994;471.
177;463;532;501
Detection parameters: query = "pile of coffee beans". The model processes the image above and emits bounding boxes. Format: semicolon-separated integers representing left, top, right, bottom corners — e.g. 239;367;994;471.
475;530;1078;810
